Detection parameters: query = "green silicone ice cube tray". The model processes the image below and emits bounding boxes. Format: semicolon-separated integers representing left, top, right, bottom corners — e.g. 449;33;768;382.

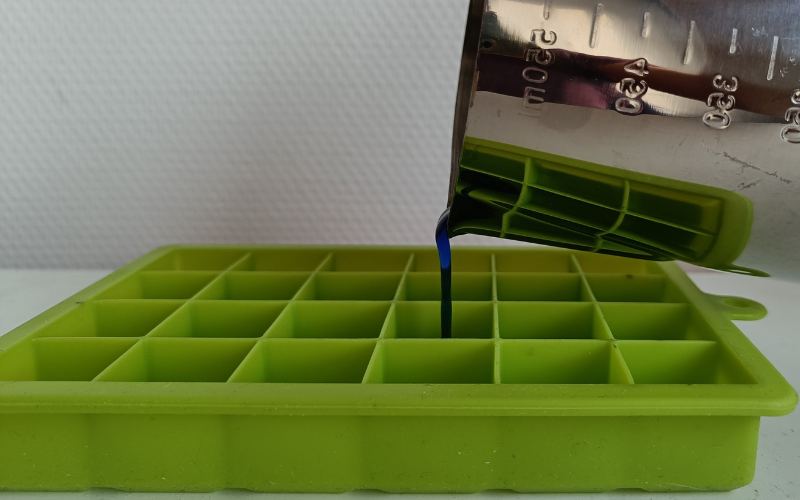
0;246;795;493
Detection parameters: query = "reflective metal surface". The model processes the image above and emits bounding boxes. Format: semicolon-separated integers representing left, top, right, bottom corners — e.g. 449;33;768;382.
452;0;800;279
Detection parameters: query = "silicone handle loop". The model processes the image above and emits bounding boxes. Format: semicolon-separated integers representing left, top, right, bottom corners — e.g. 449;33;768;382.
706;294;767;321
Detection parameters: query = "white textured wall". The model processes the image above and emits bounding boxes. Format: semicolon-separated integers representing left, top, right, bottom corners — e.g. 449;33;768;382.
0;0;498;268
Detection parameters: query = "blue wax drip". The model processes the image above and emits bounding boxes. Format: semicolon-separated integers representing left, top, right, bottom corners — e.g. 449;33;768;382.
436;208;452;339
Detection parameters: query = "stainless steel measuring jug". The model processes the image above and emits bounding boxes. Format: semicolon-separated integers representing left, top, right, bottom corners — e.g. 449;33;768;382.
448;0;800;279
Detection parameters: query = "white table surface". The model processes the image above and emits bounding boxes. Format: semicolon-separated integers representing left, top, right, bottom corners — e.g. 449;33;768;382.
0;269;797;500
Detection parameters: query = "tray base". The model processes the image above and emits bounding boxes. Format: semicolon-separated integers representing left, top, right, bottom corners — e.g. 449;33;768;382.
0;414;758;492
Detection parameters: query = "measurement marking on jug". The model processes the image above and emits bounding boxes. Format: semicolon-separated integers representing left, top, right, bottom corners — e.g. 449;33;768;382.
704;74;738;129
624;58;649;77
641;12;650;38
531;29;557;46
782;89;800;143
590;4;603;48
524;87;546;108
526;30;556;66
615;78;648;115
616;59;650;115
526;47;555;65
543;0;551;20
517;110;542;119
683;21;696;65
713;74;739;92
523;30;556;110
767;36;779;81
729;29;738;54
523;67;548;83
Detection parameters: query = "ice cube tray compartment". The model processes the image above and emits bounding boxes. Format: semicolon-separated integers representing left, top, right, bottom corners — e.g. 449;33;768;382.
0;338;138;381
196;272;311;300
617;341;756;384
499;340;632;384
365;340;495;384
34;300;183;338
386;302;495;339
296;273;404;301
400;273;493;301
230;339;377;384
0;246;794;493
496;273;589;301
96;271;219;300
497;302;613;340
95;338;256;382
147;301;286;338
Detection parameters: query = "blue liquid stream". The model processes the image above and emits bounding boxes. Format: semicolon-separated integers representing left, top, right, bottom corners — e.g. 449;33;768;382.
436;208;452;339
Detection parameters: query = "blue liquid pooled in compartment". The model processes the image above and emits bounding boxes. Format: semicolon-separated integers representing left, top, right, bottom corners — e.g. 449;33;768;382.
436;208;452;339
